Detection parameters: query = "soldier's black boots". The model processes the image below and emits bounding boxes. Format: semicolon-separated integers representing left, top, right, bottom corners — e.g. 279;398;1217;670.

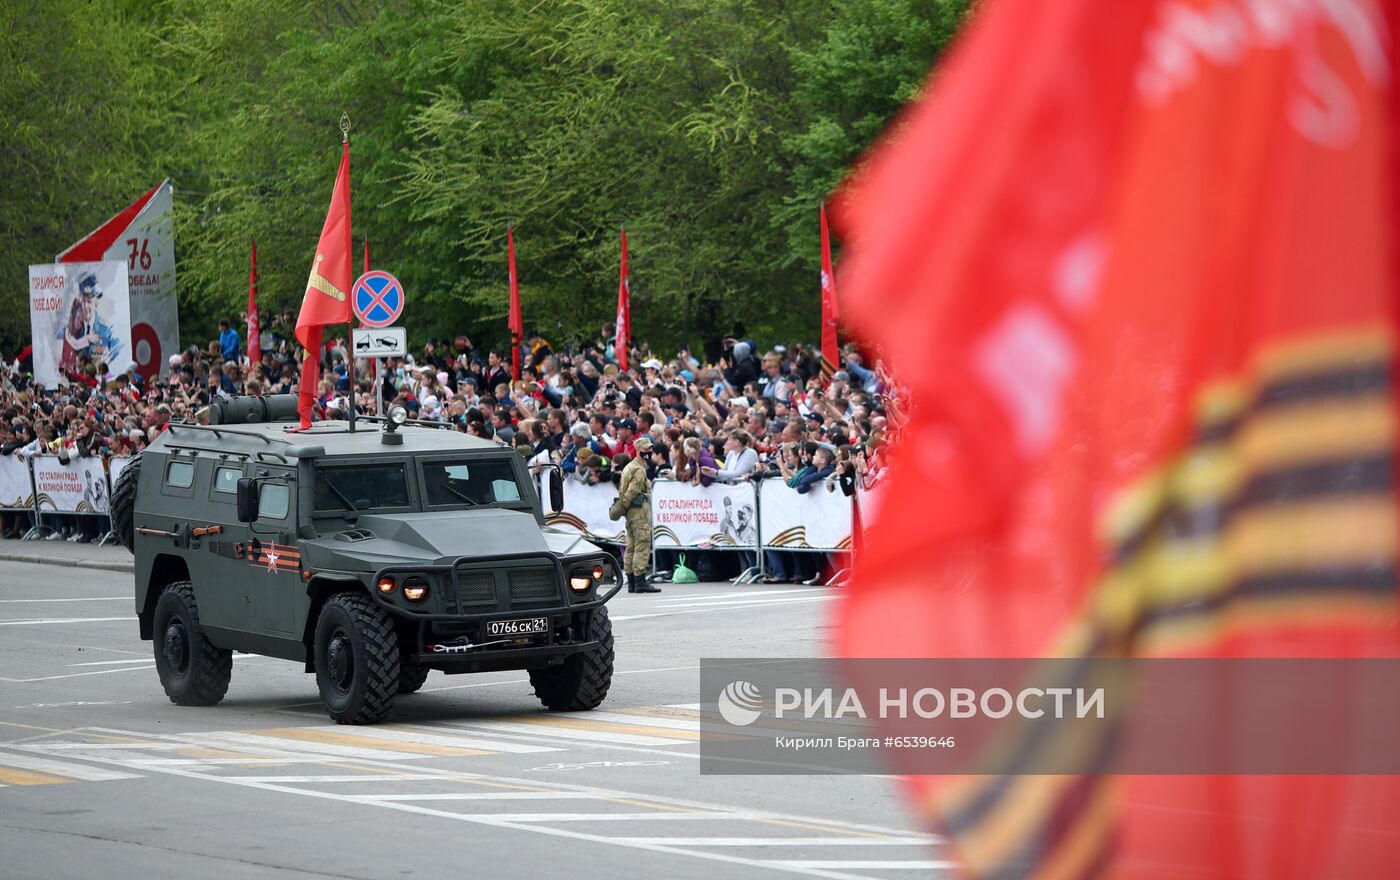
627;573;637;593
634;574;662;594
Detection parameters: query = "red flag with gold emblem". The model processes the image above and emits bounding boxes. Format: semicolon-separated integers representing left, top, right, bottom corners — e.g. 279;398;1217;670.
834;1;1400;878
295;141;353;429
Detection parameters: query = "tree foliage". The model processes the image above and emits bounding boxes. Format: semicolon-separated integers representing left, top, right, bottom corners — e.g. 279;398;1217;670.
0;0;971;356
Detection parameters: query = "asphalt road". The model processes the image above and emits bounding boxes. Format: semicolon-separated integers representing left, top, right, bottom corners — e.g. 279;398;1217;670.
0;558;946;880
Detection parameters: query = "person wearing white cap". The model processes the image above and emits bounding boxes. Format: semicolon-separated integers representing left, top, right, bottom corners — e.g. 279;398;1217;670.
421;394;441;421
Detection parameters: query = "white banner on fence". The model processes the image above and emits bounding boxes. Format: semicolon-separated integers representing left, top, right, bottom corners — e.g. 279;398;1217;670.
0;455;33;510
651;479;757;549
544;478;626;543
32;455;110;514
758;477;853;551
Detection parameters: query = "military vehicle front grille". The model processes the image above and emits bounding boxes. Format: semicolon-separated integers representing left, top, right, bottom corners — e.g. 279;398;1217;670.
453;571;496;608
508;569;558;606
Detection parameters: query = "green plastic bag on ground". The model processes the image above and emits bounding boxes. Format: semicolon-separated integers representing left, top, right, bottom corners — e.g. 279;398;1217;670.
670;553;699;584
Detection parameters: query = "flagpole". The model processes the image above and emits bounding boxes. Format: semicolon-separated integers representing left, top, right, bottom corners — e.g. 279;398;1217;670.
365;235;382;418
341;115;357;433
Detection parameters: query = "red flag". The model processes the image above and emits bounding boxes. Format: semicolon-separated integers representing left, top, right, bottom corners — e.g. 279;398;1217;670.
295;140;353;429
508;225;523;381
835;2;1400;878
819;203;839;379
615;227;630;372
247;238;261;366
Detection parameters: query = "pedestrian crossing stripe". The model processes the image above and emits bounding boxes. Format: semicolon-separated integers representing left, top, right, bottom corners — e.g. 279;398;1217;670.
250;728;494;758
0;767;68;786
0;749;140;784
508;715;702;741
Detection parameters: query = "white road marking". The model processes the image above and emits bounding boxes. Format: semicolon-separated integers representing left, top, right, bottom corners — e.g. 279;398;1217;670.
67;658;154;667
349;792;606;802
570;711;698;732
443;720;682;747
0;666;154;683
467;812;738;822
613;596;830;622
651;587;823;603
57;725;937;880
191;732;435;763
419;663;702;695
0;617;130;626
0;597;128;603
769;861;954;870
0;749;139;782
230;775;440;783
298;724;561;754
616;838;934;847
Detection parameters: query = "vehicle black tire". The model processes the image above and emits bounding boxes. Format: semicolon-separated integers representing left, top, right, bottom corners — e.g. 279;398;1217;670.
398;659;430;695
111;453;142;555
314;592;399;724
529;607;614;711
152;581;232;706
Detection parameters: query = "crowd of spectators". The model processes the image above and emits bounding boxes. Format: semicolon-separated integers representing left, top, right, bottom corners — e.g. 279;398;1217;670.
0;316;897;582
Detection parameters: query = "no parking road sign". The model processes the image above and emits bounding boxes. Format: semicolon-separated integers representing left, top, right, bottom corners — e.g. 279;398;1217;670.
352;270;405;328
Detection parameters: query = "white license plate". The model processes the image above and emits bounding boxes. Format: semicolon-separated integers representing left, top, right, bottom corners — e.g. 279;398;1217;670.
487;617;548;637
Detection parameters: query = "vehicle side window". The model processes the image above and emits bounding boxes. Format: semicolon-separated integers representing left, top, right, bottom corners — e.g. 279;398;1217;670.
259;484;290;520
213;466;242;494
166;461;194;488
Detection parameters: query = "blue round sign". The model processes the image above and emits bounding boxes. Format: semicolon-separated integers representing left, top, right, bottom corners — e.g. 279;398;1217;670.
352;270;405;328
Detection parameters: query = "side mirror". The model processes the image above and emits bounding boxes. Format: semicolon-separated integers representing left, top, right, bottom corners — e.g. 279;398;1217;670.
235;478;260;523
548;470;564;513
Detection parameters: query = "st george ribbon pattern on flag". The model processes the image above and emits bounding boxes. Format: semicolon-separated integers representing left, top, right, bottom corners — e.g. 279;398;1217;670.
832;2;1400;879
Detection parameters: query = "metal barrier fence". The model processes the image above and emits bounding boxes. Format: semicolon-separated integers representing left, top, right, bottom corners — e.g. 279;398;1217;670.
0;453;129;544
542;473;863;586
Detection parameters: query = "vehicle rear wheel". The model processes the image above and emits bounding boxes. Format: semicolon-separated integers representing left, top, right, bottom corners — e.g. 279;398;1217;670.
529;607;614;711
398;659;430;695
152;581;232;706
314;592;399;724
111;453;142;555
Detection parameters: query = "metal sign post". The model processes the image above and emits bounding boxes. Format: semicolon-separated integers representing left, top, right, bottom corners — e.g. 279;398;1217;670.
352;271;407;423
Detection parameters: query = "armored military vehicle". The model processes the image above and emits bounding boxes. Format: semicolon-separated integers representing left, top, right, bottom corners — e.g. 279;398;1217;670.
111;395;618;724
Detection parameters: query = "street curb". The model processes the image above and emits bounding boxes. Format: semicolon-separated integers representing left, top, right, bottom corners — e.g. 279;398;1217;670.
0;548;134;573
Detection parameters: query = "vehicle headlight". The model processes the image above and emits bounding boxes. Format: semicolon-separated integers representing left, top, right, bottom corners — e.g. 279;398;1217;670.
569;562;608;592
377;576;396;594
402;577;429;602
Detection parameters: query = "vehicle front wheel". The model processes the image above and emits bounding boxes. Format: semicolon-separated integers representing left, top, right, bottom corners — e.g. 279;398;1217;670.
152;581;232;706
530;607;614;711
314;592;399;724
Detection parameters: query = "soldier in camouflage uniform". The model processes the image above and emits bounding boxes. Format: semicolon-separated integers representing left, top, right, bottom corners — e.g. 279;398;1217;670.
619;435;661;593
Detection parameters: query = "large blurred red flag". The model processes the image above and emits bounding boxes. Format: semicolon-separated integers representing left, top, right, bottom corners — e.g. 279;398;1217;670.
295;141;353;429
834;1;1400;878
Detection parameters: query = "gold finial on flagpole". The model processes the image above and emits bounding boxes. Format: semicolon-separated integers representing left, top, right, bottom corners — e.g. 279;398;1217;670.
339;113;351;142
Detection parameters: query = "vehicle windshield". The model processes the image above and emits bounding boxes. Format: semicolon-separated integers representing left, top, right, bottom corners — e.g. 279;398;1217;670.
314;464;411;512
422;457;524;507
